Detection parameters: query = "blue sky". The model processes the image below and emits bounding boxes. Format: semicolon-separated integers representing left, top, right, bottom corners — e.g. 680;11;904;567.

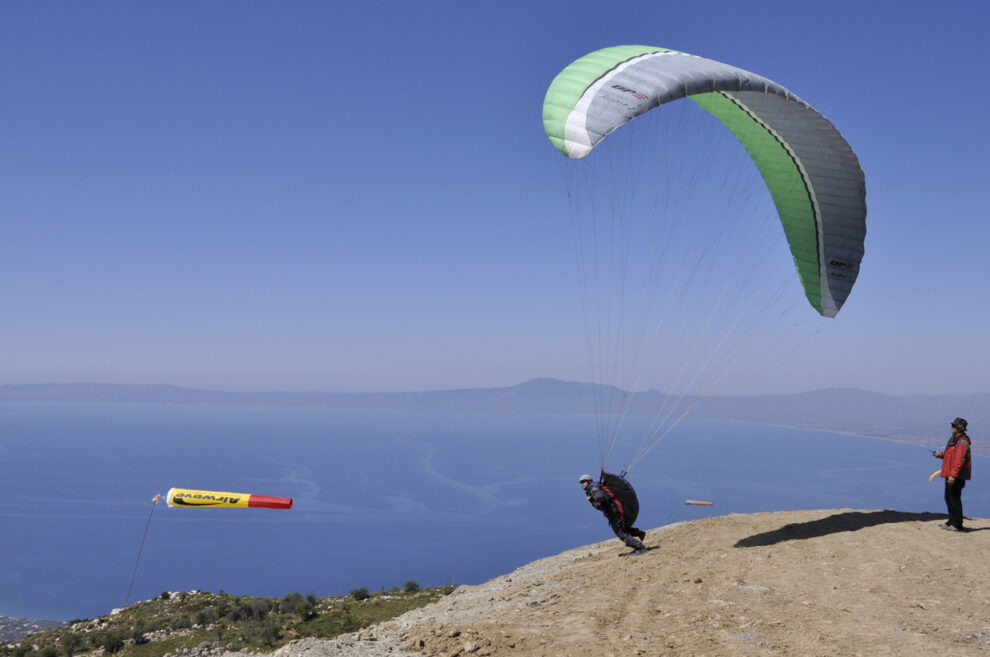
2;1;988;395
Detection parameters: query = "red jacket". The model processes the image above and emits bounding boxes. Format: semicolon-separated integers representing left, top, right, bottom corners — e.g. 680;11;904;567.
941;433;972;480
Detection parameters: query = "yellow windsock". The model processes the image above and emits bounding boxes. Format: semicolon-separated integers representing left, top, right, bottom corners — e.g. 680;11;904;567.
166;487;292;509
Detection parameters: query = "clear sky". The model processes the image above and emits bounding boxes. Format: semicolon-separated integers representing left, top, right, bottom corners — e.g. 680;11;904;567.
2;1;988;395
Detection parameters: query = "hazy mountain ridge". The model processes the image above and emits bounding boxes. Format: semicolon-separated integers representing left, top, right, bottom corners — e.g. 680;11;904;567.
0;617;63;642
697;387;990;454
2;379;986;454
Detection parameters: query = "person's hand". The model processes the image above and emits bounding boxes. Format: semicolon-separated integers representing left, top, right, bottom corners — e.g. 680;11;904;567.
933;451;943;458
948;476;956;485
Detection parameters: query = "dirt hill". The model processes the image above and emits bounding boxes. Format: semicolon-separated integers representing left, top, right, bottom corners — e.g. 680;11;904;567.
230;509;990;657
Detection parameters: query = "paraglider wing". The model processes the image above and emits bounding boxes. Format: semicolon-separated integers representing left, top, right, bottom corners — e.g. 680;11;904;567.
600;473;639;525
166;487;292;509
543;45;867;317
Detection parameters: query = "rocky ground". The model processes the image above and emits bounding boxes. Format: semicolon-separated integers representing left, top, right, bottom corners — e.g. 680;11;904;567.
228;508;990;657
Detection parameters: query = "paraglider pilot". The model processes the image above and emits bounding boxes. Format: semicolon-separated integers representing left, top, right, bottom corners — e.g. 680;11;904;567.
580;473;647;555
932;417;972;532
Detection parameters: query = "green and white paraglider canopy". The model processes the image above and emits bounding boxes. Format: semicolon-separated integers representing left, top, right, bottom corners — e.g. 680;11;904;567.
543;45;866;317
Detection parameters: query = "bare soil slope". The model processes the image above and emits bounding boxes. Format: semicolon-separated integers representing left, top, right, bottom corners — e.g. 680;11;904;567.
243;509;990;657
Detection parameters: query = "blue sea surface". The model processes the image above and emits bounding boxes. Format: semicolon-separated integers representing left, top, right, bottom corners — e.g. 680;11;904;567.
0;402;983;621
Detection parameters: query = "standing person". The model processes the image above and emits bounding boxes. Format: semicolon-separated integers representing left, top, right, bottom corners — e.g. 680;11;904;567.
932;418;972;532
579;473;647;554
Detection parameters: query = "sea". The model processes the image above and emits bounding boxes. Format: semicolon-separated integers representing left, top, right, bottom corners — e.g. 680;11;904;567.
1;401;984;622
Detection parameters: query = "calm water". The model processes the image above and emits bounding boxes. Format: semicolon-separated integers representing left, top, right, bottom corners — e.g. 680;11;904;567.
0;402;982;621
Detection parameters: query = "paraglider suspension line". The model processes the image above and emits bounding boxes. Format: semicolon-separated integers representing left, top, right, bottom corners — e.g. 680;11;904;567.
126;494;161;608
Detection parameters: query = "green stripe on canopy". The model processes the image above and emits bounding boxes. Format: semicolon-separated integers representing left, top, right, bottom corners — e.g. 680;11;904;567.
691;91;823;313
543;45;670;156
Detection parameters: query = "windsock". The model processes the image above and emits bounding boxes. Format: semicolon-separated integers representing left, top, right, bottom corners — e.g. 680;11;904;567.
166;487;292;509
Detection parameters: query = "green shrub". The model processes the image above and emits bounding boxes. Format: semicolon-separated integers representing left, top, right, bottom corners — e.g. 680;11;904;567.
279;593;316;620
61;632;84;656
129;620;149;645
279;592;303;614
102;633;124;654
260;618;280;648
403;580;420;593
349;588;370;601
251;599;272;621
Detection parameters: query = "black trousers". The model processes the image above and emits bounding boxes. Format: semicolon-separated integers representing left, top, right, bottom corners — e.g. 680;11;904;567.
944;478;966;528
608;518;644;549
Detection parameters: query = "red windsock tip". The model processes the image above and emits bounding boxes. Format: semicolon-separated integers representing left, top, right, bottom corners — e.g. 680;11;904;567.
247;495;293;509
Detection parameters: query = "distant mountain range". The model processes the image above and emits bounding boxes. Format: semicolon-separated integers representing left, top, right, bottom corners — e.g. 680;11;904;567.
2;379;986;455
0;616;63;642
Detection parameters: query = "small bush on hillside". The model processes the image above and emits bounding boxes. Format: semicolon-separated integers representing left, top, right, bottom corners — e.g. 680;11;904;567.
61;632;84;656
251;599;272;621
279;593;316;620
102;633;124;654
